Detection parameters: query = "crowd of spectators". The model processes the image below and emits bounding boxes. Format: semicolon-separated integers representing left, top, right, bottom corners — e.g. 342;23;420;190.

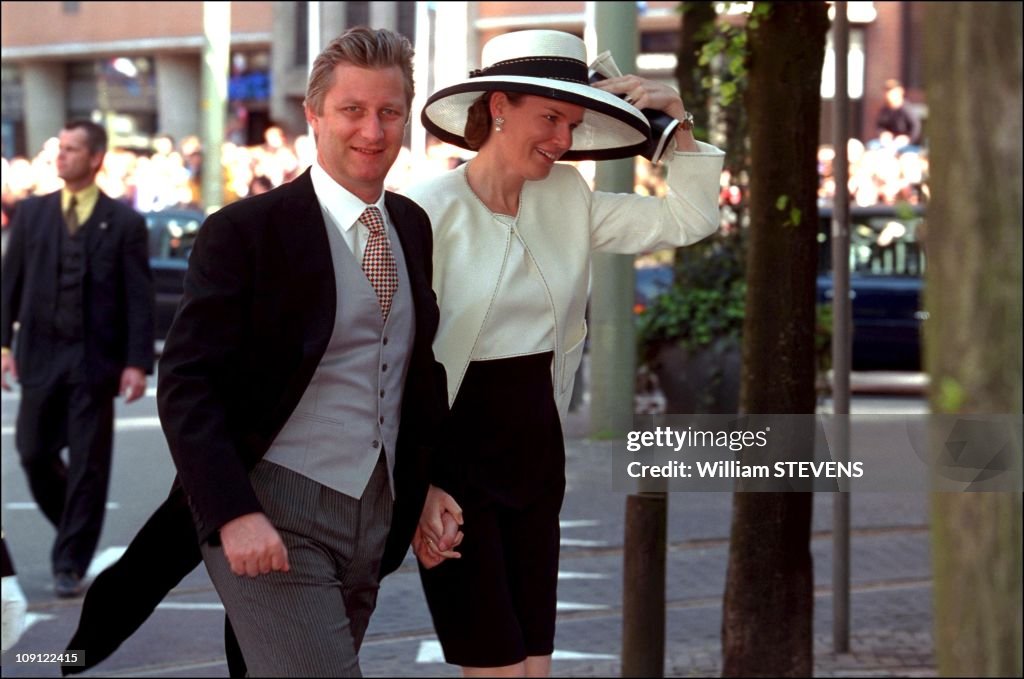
0;124;470;235
2;109;927;244
817;137;928;208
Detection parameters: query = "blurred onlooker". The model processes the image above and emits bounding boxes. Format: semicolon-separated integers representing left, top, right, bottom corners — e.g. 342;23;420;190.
872;78;922;154
253;123;299;187
248;174;274;196
816;136;928;208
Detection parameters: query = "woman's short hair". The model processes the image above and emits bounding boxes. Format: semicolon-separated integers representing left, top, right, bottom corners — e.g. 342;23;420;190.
305;26;415;116
464;91;524;150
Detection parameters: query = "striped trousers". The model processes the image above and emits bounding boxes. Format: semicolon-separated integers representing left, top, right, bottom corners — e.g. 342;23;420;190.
201;455;393;677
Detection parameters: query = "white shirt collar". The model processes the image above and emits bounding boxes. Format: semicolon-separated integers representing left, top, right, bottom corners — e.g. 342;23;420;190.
310;159;388;234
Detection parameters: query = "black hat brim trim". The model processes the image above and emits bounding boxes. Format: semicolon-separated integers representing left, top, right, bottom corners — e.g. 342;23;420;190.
421;80;653;162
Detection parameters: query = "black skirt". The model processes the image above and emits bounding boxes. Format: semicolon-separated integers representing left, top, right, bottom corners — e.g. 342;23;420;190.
419;351;566;667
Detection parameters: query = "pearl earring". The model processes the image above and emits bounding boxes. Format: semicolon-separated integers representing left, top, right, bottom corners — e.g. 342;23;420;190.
495;116;505;132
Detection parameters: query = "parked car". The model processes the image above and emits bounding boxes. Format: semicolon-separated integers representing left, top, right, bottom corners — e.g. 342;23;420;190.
817;203;926;371
145;208;204;342
633;203;926;372
634;263;674;315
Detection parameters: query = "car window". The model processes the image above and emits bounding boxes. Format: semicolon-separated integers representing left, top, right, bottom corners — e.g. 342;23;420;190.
147;213;202;261
849;216;925;277
818;210;925;278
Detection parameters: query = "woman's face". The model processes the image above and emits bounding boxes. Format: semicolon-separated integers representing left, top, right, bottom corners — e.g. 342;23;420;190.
487;93;585;181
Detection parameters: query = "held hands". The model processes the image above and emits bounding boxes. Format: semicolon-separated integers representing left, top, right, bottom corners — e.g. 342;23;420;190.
590;75;699;152
413;485;464;569
219;512;290;577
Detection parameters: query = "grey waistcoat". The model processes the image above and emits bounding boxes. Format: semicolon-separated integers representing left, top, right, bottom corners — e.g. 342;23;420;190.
263;215;414;500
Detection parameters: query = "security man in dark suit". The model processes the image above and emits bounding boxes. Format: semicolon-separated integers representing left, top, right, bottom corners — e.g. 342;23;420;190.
1;120;155;598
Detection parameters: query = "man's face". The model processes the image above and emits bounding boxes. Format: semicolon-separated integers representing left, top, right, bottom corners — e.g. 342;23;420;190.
305;64;408;203
56;128;102;188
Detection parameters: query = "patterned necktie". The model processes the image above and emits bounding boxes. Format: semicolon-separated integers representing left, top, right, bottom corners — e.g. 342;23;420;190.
65;195;80;236
359;206;399;320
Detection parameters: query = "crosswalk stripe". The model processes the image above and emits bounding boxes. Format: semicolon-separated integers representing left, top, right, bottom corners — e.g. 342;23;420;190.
415;640;616;663
5;502;120;511
560;538;608;547
2;416;162;436
558;570;609;580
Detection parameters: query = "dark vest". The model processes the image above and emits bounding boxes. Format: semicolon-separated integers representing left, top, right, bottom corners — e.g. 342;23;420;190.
54;216;90;341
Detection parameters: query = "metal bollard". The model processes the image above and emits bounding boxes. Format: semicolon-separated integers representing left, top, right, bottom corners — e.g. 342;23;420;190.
621;491;667;677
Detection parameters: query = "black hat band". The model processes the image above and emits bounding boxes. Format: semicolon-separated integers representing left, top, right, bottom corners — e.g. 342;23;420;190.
471;56;588;84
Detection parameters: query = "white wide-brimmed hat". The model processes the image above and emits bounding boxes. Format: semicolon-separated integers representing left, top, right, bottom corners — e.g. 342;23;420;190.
421;30;651;161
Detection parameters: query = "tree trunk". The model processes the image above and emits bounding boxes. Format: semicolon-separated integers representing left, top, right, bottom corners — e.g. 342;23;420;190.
722;3;829;676
923;3;1023;677
675;1;716;133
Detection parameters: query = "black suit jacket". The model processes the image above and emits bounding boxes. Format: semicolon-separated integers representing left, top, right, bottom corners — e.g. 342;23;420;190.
158;169;447;558
64;172;447;675
1;190;155;384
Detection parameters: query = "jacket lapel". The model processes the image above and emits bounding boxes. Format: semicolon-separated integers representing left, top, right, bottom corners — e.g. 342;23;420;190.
41;192;64;302
85;193;113;258
277;171;336;354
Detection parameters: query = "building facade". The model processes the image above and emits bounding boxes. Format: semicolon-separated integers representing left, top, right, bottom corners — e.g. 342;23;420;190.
2;1;923;159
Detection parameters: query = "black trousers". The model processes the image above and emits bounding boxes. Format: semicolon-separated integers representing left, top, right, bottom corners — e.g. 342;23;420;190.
16;357;116;577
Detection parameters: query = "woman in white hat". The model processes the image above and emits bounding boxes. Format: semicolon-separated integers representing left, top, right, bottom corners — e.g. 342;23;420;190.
406;29;724;676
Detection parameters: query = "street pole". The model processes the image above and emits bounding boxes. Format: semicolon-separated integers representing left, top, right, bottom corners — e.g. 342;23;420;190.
589;1;637;439
200;1;230;214
831;0;852;654
589;4;665;677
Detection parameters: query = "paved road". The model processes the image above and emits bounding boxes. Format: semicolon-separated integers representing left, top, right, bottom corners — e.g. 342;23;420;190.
1;377;935;677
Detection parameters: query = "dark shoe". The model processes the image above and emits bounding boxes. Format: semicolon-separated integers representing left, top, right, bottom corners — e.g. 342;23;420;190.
54;571;84;598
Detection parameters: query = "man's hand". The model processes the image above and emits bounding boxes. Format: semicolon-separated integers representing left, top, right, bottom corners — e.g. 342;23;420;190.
119;367;147;403
0;352;17;392
219;512;290;577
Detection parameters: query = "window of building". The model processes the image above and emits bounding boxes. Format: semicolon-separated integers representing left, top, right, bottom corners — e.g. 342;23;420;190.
641;30;679;54
346;1;369;28
294;2;309;68
398;1;417;43
67;57;157;149
821;28;866;100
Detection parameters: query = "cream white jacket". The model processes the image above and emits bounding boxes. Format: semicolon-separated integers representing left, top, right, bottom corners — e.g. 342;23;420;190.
403;141;725;420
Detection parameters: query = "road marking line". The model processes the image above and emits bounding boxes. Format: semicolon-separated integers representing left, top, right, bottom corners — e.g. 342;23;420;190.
558;570;609;580
5;502;120;511
560;519;600;528
415;640;616;663
85;547;128;580
0;386;158;403
556;600;609;611
21;612;56;635
560;538;608;547
156;602;225;611
2;416;162;436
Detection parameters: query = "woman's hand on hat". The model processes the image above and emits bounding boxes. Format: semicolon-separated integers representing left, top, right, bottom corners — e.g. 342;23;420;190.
591;74;688;121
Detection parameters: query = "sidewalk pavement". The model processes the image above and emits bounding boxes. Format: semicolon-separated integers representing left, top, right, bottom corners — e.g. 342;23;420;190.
556;400;938;678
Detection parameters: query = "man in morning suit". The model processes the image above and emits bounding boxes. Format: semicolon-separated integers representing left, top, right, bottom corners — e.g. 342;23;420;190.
1;120;155;599
64;27;456;677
